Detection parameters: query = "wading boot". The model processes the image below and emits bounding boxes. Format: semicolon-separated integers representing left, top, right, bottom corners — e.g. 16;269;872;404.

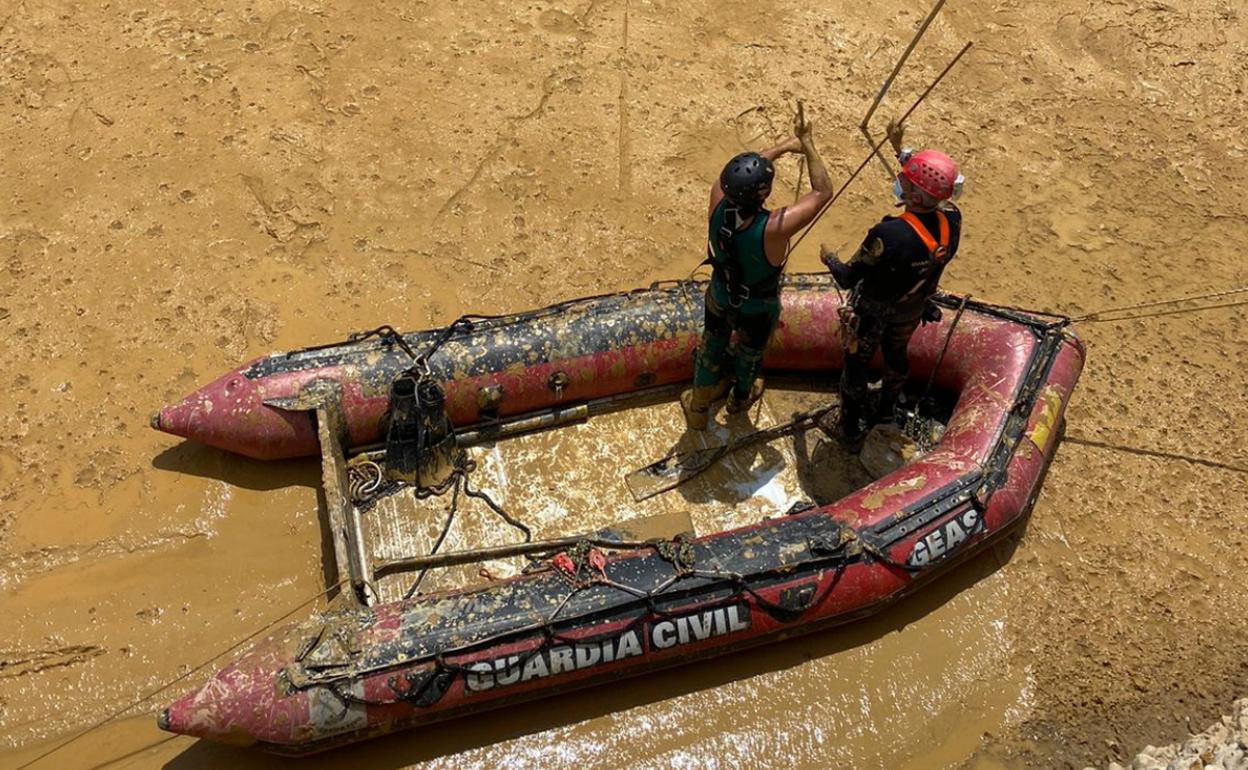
840;412;868;454
682;381;730;431
725;377;765;415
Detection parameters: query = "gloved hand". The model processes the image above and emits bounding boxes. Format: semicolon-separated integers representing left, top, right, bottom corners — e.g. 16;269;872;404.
822;245;858;290
885;117;906;156
819;244;839;271
921;302;943;325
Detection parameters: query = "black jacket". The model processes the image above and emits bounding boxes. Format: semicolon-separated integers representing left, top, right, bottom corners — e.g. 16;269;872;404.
831;206;962;322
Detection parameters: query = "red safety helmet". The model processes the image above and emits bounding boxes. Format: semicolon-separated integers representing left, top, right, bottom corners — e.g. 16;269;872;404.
900;149;959;201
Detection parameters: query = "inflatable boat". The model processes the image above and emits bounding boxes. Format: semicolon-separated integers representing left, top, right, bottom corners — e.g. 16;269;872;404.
154;275;1084;754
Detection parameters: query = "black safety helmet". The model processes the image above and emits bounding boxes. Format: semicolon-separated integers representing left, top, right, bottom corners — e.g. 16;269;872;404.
720;152;774;210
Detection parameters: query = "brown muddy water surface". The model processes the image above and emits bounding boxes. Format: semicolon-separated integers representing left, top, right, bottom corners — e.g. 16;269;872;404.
2;1;1247;769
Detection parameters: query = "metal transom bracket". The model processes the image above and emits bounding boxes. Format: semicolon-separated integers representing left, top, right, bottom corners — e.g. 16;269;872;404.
267;380;377;608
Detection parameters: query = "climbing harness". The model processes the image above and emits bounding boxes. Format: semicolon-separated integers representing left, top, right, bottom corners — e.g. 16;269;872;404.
838;295;861;355
706;201;782;309
898;210;951;264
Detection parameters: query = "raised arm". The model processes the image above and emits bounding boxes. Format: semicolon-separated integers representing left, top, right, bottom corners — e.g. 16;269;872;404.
763;105;834;263
757;136;802;163
709;137;802;215
885;117;907;157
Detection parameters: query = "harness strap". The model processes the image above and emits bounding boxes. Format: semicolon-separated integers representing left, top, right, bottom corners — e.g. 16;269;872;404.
718;206;748;306
899;210;950;263
707;203;780;306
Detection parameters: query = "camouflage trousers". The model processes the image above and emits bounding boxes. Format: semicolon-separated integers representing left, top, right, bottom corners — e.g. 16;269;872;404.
692;289;779;400
840;313;921;436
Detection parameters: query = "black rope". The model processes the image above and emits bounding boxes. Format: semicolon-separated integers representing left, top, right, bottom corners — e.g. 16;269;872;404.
409;316;479;371
289;324;419;359
919;293;970;403
403;479;462;600
386;456;532;599
461;471;533;542
291;533;865;705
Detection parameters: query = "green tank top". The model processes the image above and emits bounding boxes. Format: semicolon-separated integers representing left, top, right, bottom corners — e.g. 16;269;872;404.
707;199;782;315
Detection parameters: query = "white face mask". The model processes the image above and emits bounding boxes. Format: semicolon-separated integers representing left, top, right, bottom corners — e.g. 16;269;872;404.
893;175;967;204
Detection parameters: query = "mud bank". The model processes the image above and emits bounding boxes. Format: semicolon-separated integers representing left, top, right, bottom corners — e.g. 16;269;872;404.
1083;699;1248;770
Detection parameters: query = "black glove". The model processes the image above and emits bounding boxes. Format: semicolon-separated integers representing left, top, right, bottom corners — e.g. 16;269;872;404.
821;246;856;289
819;245;839;271
921;302;942;325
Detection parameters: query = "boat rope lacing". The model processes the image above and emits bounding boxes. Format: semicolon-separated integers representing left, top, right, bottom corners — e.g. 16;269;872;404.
317;527;864;711
285;277;709;365
289;314;497;361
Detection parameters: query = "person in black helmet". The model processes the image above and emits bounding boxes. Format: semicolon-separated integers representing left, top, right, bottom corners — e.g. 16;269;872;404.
684;104;833;430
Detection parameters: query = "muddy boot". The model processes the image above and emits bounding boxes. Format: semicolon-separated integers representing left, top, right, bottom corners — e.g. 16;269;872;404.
682;382;728;430
725;377;765;415
840;412;868;453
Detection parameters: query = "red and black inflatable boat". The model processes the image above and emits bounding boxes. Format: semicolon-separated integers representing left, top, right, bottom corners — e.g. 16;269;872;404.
154;275;1083;754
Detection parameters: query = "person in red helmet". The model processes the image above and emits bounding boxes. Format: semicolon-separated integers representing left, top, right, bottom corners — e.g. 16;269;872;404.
820;120;963;448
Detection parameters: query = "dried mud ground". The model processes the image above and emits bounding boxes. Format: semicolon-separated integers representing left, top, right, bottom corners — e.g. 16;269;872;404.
2;1;1247;769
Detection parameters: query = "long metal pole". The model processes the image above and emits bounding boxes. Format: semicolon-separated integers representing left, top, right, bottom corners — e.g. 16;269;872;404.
354;383;688;459
860;0;950;178
375;534;656;576
788;40;973;256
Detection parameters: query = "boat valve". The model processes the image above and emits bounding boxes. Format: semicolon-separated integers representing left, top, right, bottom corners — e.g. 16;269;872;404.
548;371;569;400
477;384;504;415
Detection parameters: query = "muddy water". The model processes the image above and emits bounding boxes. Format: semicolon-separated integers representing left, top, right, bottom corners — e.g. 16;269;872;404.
3;0;1248;768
